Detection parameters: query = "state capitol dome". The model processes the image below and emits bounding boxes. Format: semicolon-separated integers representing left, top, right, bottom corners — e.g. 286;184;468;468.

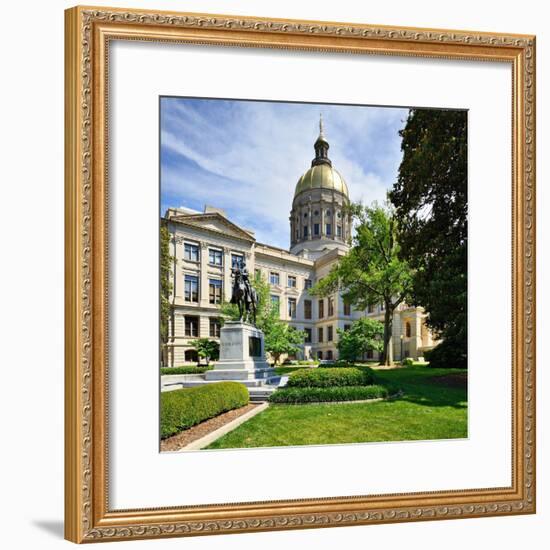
293;116;349;199
289;115;352;258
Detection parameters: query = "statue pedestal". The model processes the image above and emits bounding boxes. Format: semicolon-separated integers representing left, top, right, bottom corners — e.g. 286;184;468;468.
205;321;275;383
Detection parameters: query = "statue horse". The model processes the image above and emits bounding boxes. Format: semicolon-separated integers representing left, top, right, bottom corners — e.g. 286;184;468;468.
230;270;258;325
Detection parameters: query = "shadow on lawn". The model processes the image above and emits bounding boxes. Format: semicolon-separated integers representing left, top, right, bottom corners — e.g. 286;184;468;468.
374;366;468;410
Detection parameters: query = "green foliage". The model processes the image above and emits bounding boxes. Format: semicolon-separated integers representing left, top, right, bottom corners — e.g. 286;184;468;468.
286;367;374;388
160;382;249;439
389;109;467;364
160;366;213;375
160;224;175;366
311;203;413;365
263;321;305;365
424;340;467;369
188;338;220;365
269;385;389;404
401;357;415;367
336;318;384;362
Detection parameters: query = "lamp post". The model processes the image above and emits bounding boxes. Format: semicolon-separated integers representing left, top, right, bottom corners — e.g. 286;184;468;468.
400;334;404;362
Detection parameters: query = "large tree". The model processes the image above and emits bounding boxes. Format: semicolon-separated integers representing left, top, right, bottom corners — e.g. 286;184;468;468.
337;318;384;362
220;272;305;364
389;109;467;368
159;223;174;367
312;203;413;365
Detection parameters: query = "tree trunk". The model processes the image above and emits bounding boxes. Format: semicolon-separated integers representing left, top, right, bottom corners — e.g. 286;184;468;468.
380;304;394;366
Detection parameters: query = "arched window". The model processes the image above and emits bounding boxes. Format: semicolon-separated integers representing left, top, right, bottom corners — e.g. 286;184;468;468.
405;322;412;338
326;209;331;217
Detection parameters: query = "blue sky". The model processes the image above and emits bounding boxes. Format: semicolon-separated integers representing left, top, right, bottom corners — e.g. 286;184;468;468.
160;97;409;249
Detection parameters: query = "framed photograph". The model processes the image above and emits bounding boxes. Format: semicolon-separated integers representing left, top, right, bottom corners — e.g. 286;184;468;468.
65;5;536;543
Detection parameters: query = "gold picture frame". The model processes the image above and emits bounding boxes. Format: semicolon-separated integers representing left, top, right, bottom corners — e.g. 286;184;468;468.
65;5;536;543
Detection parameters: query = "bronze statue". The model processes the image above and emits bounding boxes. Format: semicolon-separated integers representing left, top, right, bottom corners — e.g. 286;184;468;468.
230;262;258;325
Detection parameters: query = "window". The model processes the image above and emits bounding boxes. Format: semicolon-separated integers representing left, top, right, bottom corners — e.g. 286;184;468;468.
380;302;385;311
184;316;199;337
337;211;342;219
304;212;308;218
184;275;199;302
304;300;312;320
318;299;325;318
405;321;412;338
304;278;313;290
231;253;244;268
209;279;222;304
344;324;351;331
314;210;319;216
366;349;373;359
271;295;280;311
325;223;332;236
317;350;323;360
367;304;375;313
184;242;199;262
209;318;221;338
336;225;342;237
303;225;308;237
304;328;312;343
208;248;223;266
270;272;280;286
344;302;351;316
313;223;320;236
326;350;333;360
328;325;334;341
318;327;324;343
326;209;331;216
288;298;297;319
328;297;334;317
287;275;297;288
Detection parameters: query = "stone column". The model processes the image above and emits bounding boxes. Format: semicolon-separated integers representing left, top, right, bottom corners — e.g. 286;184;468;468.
199;244;209;308
223;247;232;301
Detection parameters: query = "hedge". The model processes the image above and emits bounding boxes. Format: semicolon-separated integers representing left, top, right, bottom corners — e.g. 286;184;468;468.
269;385;389;404
160;382;249;439
286;367;375;388
160;366;213;375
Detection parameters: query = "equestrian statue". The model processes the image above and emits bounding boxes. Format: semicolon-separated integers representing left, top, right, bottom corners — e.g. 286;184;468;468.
230;261;259;325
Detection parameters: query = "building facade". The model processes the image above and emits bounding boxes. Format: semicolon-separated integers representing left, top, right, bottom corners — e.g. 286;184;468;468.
163;119;437;366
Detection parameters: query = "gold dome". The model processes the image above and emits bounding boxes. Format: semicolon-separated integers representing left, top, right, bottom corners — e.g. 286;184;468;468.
294;163;349;198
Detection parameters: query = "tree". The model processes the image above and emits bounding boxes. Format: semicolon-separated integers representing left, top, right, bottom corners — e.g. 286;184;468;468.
263;321;305;365
188;338;220;365
160;223;175;367
337;318;384;362
311;203;413;365
389;109;467;368
220;272;305;364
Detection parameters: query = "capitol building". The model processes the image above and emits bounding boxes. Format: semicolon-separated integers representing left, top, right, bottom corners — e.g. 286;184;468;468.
163;120;437;366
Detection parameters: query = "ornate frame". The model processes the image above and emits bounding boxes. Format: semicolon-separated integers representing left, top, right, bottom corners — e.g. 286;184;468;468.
65;5;536;543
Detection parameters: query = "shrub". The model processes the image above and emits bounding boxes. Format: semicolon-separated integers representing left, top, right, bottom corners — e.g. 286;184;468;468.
401;357;415;367
160;366;213;375
424;340;467;369
269;385;389;404
160;382;249;439
286;367;375;388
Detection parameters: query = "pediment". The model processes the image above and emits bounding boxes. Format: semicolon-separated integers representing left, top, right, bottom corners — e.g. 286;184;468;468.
171;213;256;242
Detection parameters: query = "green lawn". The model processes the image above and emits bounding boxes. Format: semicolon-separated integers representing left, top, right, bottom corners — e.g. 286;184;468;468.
206;366;467;449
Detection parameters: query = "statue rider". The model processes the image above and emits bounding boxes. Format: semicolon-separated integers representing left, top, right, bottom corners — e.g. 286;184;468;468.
230;260;256;324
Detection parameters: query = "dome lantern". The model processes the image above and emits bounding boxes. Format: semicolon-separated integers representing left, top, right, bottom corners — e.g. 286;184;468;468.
312;113;331;167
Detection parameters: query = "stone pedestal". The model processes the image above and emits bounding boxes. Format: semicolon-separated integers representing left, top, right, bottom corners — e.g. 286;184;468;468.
205;321;275;382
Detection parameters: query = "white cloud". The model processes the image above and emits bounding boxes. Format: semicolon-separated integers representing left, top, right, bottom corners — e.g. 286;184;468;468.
161;98;408;249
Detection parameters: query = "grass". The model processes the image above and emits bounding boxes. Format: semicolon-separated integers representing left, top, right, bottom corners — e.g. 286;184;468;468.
206;365;467;449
